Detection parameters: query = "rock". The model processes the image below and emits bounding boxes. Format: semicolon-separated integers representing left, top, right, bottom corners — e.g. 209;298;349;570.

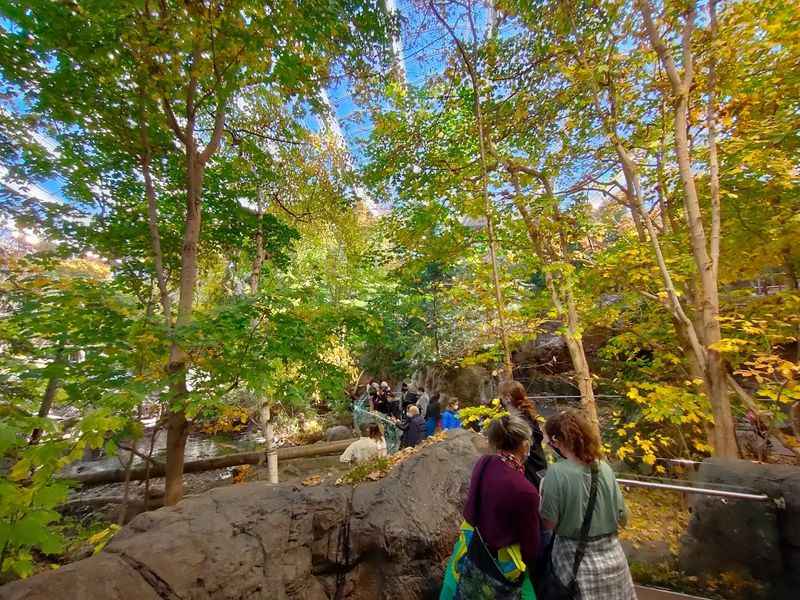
415;364;497;406
679;458;800;598
0;429;486;600
324;425;353;442
144;485;165;500
512;322;570;374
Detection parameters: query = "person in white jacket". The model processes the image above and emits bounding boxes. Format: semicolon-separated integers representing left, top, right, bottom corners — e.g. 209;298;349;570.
339;424;387;464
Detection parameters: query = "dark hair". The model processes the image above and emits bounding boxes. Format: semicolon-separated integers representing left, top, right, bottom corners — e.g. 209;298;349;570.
486;414;532;453
366;424;381;440
427;396;441;420
499;380;539;421
544;409;602;463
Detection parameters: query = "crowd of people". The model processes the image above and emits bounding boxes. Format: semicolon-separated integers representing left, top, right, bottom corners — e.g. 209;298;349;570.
373;380;461;443
443;383;635;600
340;377;634;599
340;380;463;465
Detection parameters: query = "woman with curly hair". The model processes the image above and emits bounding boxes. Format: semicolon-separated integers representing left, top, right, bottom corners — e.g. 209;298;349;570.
539;410;634;600
499;380;547;489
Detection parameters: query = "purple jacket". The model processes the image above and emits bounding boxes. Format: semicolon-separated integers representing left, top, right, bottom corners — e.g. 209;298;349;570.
463;455;541;567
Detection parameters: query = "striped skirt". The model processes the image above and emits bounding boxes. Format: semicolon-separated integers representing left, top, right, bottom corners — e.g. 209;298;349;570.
551;535;636;600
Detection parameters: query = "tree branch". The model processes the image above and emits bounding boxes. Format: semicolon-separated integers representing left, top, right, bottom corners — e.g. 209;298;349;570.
161;97;187;145
199;100;227;164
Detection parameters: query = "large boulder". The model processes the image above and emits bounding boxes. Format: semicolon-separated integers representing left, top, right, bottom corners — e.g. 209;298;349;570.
414;364;496;406
0;430;486;600
679;458;800;599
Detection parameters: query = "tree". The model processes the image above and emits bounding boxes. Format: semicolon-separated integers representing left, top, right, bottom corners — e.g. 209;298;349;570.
1;0;388;503
0;256;152;576
635;0;736;456
426;0;515;380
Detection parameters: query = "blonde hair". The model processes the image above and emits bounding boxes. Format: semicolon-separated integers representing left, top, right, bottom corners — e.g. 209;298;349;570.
486;414;531;453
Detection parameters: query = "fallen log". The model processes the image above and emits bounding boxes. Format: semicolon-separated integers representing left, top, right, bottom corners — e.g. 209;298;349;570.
61;438;356;485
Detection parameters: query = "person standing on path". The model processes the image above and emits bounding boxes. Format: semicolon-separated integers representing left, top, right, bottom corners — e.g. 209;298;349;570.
426;393;442;436
416;387;430;421
441;399;462;430
399;404;426;448
449;414;541;599
499;380;547;489
539;410;635;600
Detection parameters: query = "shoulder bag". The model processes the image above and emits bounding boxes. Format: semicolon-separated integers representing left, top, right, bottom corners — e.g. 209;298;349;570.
537;460;599;600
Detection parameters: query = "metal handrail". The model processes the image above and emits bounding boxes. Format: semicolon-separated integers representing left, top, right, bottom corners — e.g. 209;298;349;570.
617;477;770;501
527;394;624;399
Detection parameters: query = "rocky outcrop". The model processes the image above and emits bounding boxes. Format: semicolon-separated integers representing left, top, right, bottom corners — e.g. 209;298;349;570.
679;458;800;599
324;425;354;442
412;323;589;407
0;430;486;600
414;364;496;407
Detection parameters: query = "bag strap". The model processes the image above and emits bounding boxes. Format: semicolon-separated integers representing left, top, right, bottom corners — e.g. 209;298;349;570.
570;461;599;580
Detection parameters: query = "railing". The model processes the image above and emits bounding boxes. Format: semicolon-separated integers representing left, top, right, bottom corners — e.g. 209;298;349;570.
527;394;624;401
616;477;770;501
527;395;776;502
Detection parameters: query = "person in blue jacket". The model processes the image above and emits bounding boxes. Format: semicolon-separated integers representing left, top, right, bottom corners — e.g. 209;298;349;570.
441;399;461;430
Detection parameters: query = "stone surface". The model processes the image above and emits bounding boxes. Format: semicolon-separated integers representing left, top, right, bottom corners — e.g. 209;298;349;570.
324;425;353;442
412;322;596;407
0;430;486;600
413;364;494;406
679;458;800;597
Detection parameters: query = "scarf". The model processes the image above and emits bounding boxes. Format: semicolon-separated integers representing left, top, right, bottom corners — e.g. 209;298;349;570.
497;451;524;474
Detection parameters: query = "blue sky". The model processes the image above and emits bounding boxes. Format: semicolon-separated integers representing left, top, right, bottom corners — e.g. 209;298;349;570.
1;1;492;212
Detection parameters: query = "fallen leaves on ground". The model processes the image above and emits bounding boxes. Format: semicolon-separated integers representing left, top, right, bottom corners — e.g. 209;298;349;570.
619;487;689;556
232;464;252;484
302;475;322;486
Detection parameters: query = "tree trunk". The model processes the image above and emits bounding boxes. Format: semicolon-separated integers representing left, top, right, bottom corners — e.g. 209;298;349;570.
249;193;266;295
163;147;204;506
509;172;600;437
63;439;355;485
247;197;278;483
259;403;278;484
138;97;172;328
142;157;172;327
707;0;721;283
590;78;723;450
117;448;136;525
163;408;190;505
638;0;737;457
29;368;61;445
565;289;600;434
628;204;647;242
432;285;441;358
